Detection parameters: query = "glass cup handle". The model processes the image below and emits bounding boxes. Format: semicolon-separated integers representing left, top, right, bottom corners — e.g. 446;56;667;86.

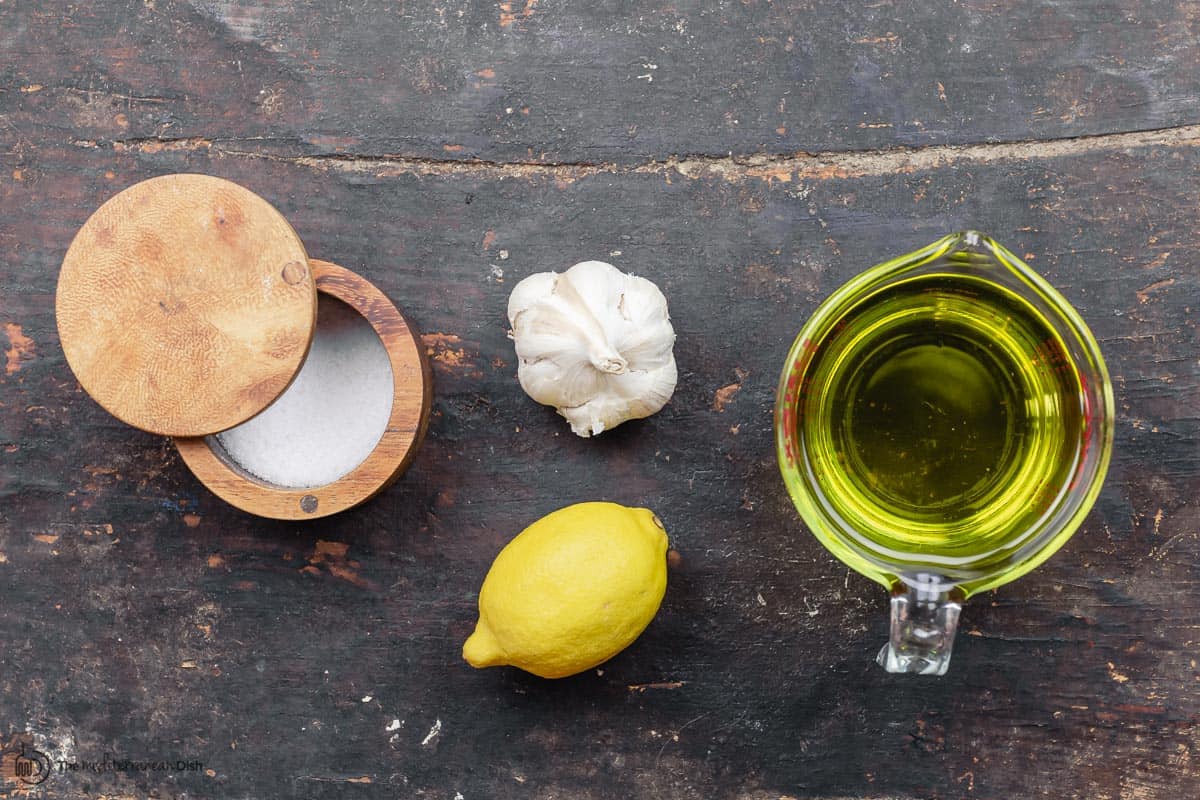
876;580;962;675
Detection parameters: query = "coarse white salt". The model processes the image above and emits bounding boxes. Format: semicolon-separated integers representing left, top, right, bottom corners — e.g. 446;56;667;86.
211;295;394;488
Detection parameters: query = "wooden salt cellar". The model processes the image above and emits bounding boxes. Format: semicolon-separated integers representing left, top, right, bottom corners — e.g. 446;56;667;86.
56;174;431;519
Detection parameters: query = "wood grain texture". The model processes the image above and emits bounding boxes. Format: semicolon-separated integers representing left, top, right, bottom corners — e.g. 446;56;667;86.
174;259;433;520
1;2;1199;800
2;2;1200;163
55;173;316;436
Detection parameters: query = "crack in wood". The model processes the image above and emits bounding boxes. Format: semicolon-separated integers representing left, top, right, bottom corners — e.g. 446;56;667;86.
83;123;1200;182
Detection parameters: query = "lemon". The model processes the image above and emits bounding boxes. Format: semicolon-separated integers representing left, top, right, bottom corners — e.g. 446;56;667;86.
463;501;669;679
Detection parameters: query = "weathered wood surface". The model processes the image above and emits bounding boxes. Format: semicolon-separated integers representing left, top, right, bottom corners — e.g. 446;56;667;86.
1;2;1198;799
4;1;1200;163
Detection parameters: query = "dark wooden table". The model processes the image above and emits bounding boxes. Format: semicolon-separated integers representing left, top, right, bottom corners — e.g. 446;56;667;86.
2;2;1198;798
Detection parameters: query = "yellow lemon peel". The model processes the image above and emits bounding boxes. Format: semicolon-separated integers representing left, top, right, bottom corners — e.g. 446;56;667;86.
463;502;669;679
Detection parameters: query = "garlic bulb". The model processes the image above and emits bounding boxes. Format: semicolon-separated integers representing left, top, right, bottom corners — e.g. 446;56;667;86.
507;260;677;437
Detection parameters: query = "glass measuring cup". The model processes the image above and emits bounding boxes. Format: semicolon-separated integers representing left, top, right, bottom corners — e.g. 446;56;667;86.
775;232;1114;675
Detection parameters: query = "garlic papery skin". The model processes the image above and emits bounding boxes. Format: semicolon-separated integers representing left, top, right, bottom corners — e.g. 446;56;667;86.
507;261;678;437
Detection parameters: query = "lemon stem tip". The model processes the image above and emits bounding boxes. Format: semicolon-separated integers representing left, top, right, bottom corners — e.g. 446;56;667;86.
463;622;506;668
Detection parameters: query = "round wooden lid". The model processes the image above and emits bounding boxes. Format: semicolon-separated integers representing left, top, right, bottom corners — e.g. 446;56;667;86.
56;174;317;437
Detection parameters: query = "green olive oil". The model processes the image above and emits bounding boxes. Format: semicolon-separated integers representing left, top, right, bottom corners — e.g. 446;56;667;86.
794;273;1085;590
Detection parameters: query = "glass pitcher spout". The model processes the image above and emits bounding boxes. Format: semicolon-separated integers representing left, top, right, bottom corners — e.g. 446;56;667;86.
877;577;962;676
